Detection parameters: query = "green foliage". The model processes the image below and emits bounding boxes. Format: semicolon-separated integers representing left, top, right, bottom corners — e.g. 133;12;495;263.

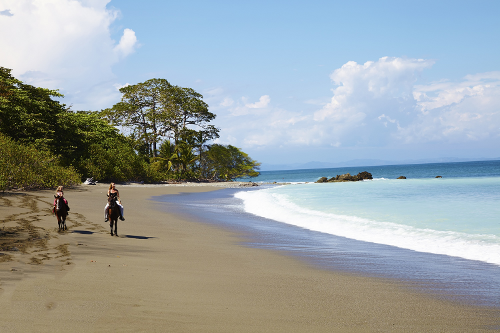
102;79;219;158
202;144;261;181
56;111;121;167
0;133;80;190
0;67;68;152
1;68;261;184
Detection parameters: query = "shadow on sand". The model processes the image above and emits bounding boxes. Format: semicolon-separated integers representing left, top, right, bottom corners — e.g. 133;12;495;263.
71;230;95;235
124;235;155;240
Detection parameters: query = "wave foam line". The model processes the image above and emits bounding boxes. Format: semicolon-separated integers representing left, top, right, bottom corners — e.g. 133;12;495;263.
235;189;500;266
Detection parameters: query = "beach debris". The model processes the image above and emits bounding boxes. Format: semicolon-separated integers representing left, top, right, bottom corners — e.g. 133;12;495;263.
83;178;97;185
239;182;259;187
397;176;407;179
316;171;373;183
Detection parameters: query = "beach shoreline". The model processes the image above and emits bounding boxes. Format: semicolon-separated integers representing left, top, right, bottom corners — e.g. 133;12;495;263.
0;183;499;332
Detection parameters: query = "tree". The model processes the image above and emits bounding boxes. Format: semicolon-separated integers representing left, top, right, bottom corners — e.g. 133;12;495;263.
101;78;172;157
56;111;122;168
0;67;153;182
203;144;261;181
164;86;218;145
0;66;68;152
102;78;219;158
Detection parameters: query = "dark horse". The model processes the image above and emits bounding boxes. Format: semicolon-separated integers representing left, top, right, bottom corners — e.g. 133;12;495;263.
54;196;68;230
108;194;120;236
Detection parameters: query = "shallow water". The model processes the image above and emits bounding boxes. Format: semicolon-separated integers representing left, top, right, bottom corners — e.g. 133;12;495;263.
235;177;500;265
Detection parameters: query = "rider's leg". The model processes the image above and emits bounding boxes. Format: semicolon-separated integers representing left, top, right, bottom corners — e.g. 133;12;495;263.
104;204;109;221
118;204;125;221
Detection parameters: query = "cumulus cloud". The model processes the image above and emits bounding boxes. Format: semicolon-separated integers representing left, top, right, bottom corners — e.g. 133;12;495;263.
403;74;500;143
113;28;138;59
0;0;138;110
245;95;270;109
213;57;500;153
218;95;273;116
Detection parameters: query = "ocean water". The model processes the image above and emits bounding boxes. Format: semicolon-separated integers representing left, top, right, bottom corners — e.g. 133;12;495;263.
155;160;500;308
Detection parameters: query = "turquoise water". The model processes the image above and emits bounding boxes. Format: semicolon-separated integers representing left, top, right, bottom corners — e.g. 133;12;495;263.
236;160;500;265
248;160;500;183
156;160;500;307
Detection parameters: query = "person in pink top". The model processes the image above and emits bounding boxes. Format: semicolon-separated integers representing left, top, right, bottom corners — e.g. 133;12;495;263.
53;186;69;212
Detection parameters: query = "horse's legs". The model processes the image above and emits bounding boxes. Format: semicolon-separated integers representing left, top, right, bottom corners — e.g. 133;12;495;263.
110;220;114;235
114;221;118;236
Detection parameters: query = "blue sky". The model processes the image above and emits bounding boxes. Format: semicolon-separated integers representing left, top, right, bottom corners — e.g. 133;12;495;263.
1;0;499;167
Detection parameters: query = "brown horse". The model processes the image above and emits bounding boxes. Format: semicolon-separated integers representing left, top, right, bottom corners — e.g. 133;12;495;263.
108;195;120;236
54;196;68;231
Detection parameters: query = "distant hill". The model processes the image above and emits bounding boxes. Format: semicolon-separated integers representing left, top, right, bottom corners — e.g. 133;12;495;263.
259;157;500;171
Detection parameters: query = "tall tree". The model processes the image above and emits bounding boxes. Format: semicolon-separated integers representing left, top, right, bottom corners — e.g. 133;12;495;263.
101;78;172;157
102;78;219;158
164;86;218;144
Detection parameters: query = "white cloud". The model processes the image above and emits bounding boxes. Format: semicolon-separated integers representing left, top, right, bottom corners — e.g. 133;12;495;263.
401;75;500;143
213;57;500;153
113;28;138;59
245;95;270;109
220;97;234;107
0;0;137;110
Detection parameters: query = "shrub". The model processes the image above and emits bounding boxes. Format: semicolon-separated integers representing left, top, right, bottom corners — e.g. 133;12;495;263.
0;133;80;190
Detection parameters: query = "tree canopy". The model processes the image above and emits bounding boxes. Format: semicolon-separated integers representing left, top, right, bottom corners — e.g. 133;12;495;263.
0;68;260;186
101;79;219;158
0;66;67;152
202;144;261;181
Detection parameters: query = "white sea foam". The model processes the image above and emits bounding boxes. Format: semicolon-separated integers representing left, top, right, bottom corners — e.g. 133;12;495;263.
235;188;500;266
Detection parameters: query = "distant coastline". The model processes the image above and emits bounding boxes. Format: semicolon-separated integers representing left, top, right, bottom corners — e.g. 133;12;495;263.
260;157;500;171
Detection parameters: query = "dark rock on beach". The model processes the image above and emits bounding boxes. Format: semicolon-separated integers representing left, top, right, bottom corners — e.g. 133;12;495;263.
239;182;259;187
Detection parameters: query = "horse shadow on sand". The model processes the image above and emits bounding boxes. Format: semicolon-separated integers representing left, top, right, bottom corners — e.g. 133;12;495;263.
71;230;155;240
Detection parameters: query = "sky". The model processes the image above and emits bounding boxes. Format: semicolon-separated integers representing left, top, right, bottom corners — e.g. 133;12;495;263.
1;0;499;168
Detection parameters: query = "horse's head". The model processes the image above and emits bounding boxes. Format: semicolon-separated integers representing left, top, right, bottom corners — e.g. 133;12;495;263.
108;196;117;208
55;197;64;212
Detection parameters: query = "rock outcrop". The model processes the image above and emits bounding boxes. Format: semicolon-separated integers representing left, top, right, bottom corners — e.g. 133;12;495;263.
397;176;406;179
315;171;373;183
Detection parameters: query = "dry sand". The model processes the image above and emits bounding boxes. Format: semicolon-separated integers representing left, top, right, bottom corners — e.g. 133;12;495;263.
0;183;499;332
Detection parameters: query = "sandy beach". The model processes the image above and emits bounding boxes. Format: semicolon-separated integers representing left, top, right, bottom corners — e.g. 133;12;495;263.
0;183;499;332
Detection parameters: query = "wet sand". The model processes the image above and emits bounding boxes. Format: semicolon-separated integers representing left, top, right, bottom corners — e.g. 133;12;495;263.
0;184;499;332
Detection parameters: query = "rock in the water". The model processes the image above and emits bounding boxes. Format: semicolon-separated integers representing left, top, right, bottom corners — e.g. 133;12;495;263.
435;176;442;178
316;172;373;183
397;176;406;179
356;171;373;180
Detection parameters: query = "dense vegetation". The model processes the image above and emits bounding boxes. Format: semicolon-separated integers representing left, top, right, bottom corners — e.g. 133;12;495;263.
0;133;80;191
0;67;260;190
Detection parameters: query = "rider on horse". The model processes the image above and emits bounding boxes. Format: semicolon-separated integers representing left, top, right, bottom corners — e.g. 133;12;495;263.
104;183;125;222
53;186;69;213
